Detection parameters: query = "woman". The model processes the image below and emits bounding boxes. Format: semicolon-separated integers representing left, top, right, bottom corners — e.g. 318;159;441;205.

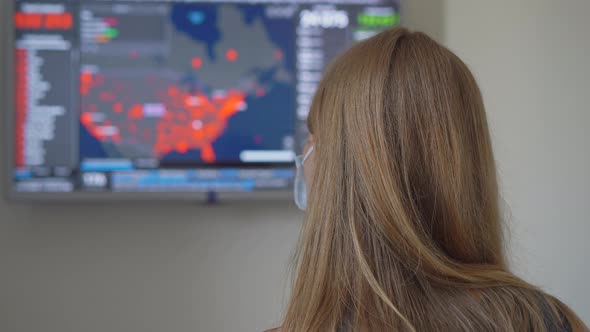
272;28;588;331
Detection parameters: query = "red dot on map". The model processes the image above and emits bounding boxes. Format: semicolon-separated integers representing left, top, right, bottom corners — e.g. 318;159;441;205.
256;87;266;97
202;144;215;163
128;104;143;119
93;129;106;141
81;112;93;125
274;49;283;60
225;49;238;62
191;57;203;69
113;102;123;113
168;86;179;97
103;17;119;26
81;71;93;84
176;141;189;153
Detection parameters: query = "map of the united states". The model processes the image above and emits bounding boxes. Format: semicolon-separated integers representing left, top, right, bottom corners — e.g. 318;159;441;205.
80;3;294;164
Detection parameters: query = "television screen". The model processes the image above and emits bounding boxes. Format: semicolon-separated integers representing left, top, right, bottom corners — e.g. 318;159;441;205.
4;0;400;200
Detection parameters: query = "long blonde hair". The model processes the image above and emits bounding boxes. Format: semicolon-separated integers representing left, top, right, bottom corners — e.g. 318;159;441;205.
283;27;587;332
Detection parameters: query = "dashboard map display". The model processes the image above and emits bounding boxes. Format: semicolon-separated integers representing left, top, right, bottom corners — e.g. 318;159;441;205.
7;0;400;198
80;3;295;165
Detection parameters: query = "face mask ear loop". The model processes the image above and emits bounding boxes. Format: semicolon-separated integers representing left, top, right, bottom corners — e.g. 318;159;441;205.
294;145;314;211
302;145;314;164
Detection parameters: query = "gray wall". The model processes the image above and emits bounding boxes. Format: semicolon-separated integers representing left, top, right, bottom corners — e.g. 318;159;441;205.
0;201;301;332
1;1;588;332
445;0;590;321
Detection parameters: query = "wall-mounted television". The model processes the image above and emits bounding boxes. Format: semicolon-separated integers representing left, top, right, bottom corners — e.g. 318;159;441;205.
2;0;400;201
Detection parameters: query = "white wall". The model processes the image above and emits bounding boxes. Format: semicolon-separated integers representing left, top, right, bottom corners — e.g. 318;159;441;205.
0;1;588;331
444;0;590;322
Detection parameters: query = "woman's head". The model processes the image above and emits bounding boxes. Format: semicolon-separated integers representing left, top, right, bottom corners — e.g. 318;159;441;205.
306;23;503;270
285;27;586;332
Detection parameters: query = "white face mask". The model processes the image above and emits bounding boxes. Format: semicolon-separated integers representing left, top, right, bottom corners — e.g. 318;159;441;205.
294;145;314;211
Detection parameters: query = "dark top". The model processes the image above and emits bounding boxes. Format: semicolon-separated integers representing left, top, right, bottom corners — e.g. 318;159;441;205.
541;298;573;332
